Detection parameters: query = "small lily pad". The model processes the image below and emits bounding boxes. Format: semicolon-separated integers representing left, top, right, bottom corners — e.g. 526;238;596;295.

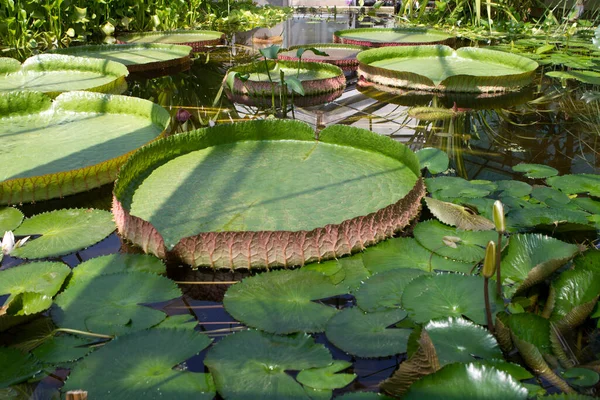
0;347;41;388
335;393;395;399
425;197;495;231
223;269;347;334
530;186;570;206
512;163;558;179
415;148;449;174
297;360;356;390
325;308;411;358
32;334;93;365
12;209;116;259
355;269;427;312
70;253;165;286
562;368;600;387
426;177;497;200
0;207;24;232
547;174;600;197
204;329;333;400
402;273;503;325
414;220;497;263
551;267;600;328
0;261;71;315
154;314;198;330
496;180;532;198
52;272;181;335
507;206;591;231
573;197;600;214
63;328;214;399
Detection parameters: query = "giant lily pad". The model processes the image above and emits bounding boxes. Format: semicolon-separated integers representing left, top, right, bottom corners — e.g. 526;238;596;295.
113;120;424;268
11;209;115;259
357;45;538;93
63;328;214;399
278;44;366;71
223;269;348;334
0;261;71;315
547;174;600;197
225;60;346;107
52;272;181;335
51;44;192;74
0;347;41;388
326;308;411;357
0;91;169;205
204;329;333;400
0;54;128;96
401;273;503;325
333;27;453;48
117;30;225;52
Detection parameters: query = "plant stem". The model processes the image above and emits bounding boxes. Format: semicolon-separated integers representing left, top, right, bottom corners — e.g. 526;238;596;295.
484;277;495;334
496;230;502;297
54;328;113;339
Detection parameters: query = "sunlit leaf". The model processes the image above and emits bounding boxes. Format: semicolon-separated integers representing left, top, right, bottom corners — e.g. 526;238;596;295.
425;197;495;231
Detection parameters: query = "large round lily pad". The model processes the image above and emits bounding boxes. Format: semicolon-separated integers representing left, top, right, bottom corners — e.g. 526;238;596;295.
0;91;169;205
204;329;333;400
113;120;424;269
333;27;453;48
51;44;192;74
0;54;128;96
357;45;538;93
278;44;366;71
225;60;346;107
63;328;214;399
117;30;225;52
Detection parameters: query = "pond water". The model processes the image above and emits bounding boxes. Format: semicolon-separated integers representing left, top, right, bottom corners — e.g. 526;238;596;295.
2;11;600;399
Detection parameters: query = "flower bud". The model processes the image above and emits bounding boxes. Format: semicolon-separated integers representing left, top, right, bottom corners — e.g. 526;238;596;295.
493;200;506;233
482;241;496;279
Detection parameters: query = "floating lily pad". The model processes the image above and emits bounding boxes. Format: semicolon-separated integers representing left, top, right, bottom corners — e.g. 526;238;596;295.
204;330;332;400
361;237;475;274
334;27;452;47
52;272;181;335
0;91;169;205
546;70;600;84
499;234;579;296
355;269;427;312
70;253;165;286
12;209;115;259
562;368;600;387
223;269;347;334
358;45;538;93
413;220;497;263
32;334;93;365
530;186;570;206
512;163;558;179
424;317;503;366
326;308;411;358
335;392;395;399
113;120;424;268
51;44;192;74
426;177;497;200
402;273;503;325
508;313;551;353
0;54;128;95
409;107;462;121
507;206;591;231
572;197;600;214
0;347;41;388
403;362;528;399
425;198;495;231
297;360;356;390
117;30;225;52
0;261;71;315
415;148;449;174
278;44;366;71
154;314;198;330
496;180;532;198
0;207;24;232
63;328;214;399
547;174;600;197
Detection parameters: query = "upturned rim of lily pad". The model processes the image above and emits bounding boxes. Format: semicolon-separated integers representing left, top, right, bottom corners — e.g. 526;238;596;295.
277;43;367;71
112;119;424;269
116;29;225;52
333;27;453;48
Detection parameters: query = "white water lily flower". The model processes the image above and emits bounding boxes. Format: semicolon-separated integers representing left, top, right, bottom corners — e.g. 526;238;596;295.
1;231;30;255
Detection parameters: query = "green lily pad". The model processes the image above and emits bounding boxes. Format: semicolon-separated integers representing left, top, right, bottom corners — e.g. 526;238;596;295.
32;334;93;365
546;70;600;84
425;197;495;231
414;220;497;263
403;362;528;399
499;234;580;296
0;261;71;315
415;148;449;174
223;269;348;334
547;174;600;197
117;30;224;52
325;308;411;358
507;206;591;231
426;177;497;200
154;314;198;330
335;393;395;399
572;197;600;214
424;317;503;366
573;249;600;271
0;207;24;232
550;267;600;327
0;54;128;95
530;186;570;206
0;91;169;205
0;347;41;388
63;328;214;399
508;313;551;353
512;163;558;179
496;180;532;198
562;368;600;387
361;237;474;274
204;329;333;400
52;272;181;336
335;27;452;47
297;360;356;390
11;209;115;259
355;269;427;312
70;253;165;286
402;273;503;325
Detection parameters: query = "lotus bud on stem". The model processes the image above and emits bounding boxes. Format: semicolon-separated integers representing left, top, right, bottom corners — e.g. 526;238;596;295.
493;200;505;298
483;240;496;334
